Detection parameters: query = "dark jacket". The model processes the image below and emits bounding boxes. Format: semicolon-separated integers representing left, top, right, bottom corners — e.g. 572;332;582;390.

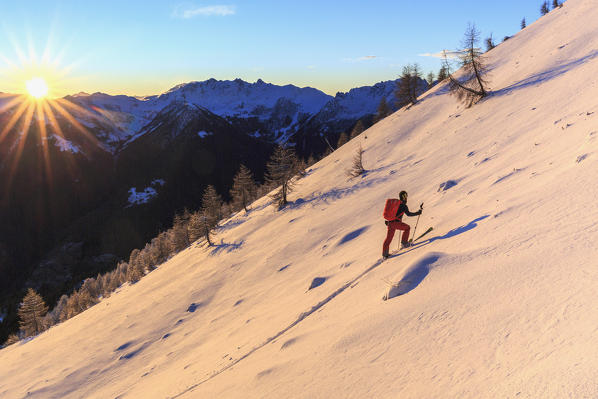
394;203;421;221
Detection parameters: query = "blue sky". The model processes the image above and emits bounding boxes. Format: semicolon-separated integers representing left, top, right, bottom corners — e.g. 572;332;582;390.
0;0;547;97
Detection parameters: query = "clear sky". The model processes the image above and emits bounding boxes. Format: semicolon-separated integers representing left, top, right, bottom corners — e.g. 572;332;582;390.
0;0;548;97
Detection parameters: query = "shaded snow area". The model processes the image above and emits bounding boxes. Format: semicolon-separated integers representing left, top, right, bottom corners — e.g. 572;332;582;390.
197;130;213;138
51;135;81;154
127;180;164;206
3;1;598;398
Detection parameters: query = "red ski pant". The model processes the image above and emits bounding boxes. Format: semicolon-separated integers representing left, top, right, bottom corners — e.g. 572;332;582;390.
382;221;410;254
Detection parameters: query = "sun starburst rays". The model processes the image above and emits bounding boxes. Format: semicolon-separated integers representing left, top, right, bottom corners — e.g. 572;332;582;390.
0;36;109;198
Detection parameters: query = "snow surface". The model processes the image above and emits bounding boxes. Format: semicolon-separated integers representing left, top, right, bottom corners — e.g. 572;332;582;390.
3;1;598;397
51;135;81;154
127;187;158;206
197;130;213;138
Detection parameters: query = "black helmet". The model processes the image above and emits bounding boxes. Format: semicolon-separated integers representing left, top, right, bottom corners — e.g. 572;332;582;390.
399;191;408;202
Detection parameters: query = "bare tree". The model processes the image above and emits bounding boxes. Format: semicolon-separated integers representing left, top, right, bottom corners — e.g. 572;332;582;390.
18;288;48;337
229;164;256;213
265;145;303;208
347;143;366;178
443;23;490;108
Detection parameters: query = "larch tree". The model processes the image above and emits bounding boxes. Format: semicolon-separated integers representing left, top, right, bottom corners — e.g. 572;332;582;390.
485;33;495;52
350;120;365;140
347;143;366;178
437;65;449;82
265;145;303;208
230;164;256;213
541;1;550;15
336;132;349;148
426;71;435;87
18;288;49;337
443;23;490;108
395;63;422;108
374;97;392;123
197;184;222;244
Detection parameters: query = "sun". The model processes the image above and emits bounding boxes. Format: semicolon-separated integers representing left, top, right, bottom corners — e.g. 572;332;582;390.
25;77;49;99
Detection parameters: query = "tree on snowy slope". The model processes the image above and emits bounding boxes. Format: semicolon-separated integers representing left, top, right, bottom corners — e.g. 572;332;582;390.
541;1;550;15
169;212;191;253
350;120;365;140
437;65;449;82
443;23;490;108
426;72;435;87
374;97;392;123
230;164;257;213
552;0;561;9
336;132;349;148
266;145;304;208
18;288;48;337
521;17;527;29
189;185;223;245
485;33;495;52
395;63;422;107
347;143;365;178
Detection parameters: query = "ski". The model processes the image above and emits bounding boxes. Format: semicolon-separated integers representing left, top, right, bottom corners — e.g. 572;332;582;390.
412;227;433;243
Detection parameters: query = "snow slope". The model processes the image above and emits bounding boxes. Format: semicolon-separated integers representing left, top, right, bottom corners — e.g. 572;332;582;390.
2;0;598;397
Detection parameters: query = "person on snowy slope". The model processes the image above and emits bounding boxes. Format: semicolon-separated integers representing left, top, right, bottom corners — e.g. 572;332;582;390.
382;191;422;259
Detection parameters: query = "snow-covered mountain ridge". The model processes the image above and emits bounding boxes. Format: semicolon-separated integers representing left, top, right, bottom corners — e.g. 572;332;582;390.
67;78;401;151
2;0;598;398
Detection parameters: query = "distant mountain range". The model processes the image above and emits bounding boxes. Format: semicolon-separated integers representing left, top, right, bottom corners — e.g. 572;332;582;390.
62;77;412;155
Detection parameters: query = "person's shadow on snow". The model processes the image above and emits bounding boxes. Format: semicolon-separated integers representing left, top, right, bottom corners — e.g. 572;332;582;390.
384;215;490;300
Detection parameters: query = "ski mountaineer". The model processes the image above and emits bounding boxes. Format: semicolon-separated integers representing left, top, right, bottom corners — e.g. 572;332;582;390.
382;191;422;259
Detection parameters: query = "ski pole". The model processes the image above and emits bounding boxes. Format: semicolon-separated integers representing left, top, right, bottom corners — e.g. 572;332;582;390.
410;202;424;243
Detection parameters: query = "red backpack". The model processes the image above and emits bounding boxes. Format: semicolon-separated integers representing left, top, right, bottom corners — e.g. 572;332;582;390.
383;198;401;221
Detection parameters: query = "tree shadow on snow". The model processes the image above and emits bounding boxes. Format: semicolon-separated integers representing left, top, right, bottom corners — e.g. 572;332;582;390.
492;50;598;97
286;175;389;211
209;239;244;256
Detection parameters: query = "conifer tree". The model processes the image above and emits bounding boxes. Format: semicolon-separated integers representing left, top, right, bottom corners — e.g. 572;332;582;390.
350;120;365;140
170;213;190;253
485;33;495;52
188;211;203;243
18;288;48;337
265;145;303;208
443;23;490;107
201;185;222;228
230;164;256;213
552;0;560;9
521;17;526;29
426;71;435;86
395;63;422;107
347;143;366;178
374;97;392;123
437;65;449;82
540;1;550;15
336;132;349;148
